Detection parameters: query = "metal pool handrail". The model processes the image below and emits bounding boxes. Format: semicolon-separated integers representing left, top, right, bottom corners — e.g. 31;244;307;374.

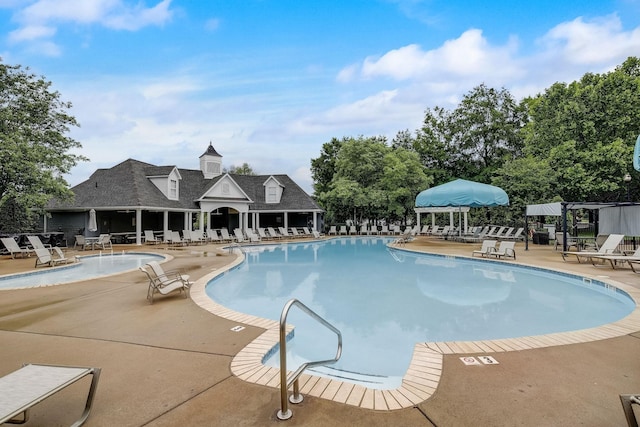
277;298;342;421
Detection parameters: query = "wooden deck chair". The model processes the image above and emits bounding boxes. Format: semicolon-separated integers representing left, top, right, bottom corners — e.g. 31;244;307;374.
472;240;497;257
140;261;190;304
1;237;32;258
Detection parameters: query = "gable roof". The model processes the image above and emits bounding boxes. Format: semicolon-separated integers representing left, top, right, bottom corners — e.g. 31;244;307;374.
49;158;321;212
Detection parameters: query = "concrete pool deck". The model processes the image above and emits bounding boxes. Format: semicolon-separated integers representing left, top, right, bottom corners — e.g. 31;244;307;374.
0;237;638;426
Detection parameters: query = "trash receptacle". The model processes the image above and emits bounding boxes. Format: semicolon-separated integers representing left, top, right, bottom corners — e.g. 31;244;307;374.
533;231;549;245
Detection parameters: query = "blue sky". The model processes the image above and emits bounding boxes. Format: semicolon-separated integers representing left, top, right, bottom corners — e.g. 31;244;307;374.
1;0;640;194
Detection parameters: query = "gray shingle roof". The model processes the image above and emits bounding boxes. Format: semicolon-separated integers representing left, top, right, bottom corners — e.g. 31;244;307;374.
49;158;321;213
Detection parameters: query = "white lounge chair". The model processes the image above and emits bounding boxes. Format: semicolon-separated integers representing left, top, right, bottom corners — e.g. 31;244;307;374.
74;235;91;251
257;228;271;240
219;228;233;242
27;235;52;252
590;247;640;270
190;229;205;244
144;230;160;244
302;227;313;236
290;228;304;239
561;234;625;263
328;226;337;235
503;227;524;241
555;232;578;251
94;234;112;250
348;225;357;235
488;241;516;260
1;237;32;258
279;227;292;238
207;229;220;243
267;227;282;239
233;228;245;243
140;261;191;304
34;248;67;267
246;229;261;242
0;363;100;426
52;247;74;264
339;225;348;235
472;240;497;257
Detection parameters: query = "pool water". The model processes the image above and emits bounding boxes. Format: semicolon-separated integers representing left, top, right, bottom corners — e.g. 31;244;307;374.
0;253;165;289
206;237;635;389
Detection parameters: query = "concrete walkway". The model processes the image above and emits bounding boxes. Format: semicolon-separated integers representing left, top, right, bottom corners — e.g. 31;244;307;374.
0;238;638;426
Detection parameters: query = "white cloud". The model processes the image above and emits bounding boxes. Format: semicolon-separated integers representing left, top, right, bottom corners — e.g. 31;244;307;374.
538;14;640;65
8;24;55;42
9;0;174;49
346;29;521;83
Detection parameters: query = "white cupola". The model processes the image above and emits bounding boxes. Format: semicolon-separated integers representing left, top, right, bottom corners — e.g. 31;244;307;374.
199;142;223;179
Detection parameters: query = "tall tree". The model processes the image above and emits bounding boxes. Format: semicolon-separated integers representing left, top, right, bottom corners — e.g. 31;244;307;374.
0;61;86;231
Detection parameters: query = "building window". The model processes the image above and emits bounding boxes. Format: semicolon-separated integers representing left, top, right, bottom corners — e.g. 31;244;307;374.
169;179;178;199
267;186;277;203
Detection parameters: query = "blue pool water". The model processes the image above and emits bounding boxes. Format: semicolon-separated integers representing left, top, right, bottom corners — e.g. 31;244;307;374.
206;237;635;389
0;253;165;289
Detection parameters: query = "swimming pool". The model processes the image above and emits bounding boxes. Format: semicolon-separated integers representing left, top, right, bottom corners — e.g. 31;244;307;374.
0;252;165;290
205;237;635;389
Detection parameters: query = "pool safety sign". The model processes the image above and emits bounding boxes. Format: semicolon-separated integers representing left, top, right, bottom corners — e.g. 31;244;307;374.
460;356;499;365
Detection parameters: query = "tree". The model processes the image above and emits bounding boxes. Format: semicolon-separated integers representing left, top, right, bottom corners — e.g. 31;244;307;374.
313;136;430;224
310;137;344;196
0;61;86;232
521;56;640;202
226;163;256;175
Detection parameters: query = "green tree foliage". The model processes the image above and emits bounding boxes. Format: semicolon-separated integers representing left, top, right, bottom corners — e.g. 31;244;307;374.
313;136;430;224
0;61;86;232
500;56;640;204
310;137;344;196
409;84;526;186
226;163;256;175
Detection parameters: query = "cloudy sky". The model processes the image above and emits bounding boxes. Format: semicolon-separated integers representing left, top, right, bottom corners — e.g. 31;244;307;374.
1;0;639;194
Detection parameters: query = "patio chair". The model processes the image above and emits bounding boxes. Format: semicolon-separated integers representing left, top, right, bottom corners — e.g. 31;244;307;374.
339;225;348;235
267;227;282;239
0;363;100;426
1;237;32;258
246;229;261;242
554;232;578;251
233;228;246;243
190;229;205;244
503;227;524;241
290;228;304;238
94;234;112;250
207;229;221;243
219;228;233;242
52;247;74;264
488;241;516;260
420;225;430;235
74;235;91;251
394;229;415;246
359;225;369;235
328;225;337;235
140;261;191;304
348;225;357;235
561;234;625;263
590;247;640;270
27;235;52;252
279;227;292;238
302;227;313;236
380;225;390;235
34;248;67;267
181;229;193;244
472;240;497;257
144;230;160;244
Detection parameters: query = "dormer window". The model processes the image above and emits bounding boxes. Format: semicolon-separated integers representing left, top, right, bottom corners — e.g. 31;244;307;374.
267;186;277;203
169;179;178;199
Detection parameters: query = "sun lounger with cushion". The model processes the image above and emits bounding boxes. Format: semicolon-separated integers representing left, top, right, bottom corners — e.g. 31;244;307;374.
0;363;100;426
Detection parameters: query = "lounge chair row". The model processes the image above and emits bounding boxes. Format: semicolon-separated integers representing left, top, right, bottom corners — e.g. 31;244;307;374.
143;227;320;246
328;224;417;236
1;236;76;267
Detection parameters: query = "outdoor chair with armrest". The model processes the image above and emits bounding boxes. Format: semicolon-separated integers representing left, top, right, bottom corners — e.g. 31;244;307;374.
488;241;516;260
561;234;625;263
140;261;191;304
472;240;497;257
1;237;32;258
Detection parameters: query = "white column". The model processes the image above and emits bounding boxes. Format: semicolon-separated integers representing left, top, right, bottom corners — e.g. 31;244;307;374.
313;212;318;230
184;212;191;231
163;211;169;241
284;212;289;230
135;209;142;245
449;211;454;227
416;211;421;227
431;213;435;226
